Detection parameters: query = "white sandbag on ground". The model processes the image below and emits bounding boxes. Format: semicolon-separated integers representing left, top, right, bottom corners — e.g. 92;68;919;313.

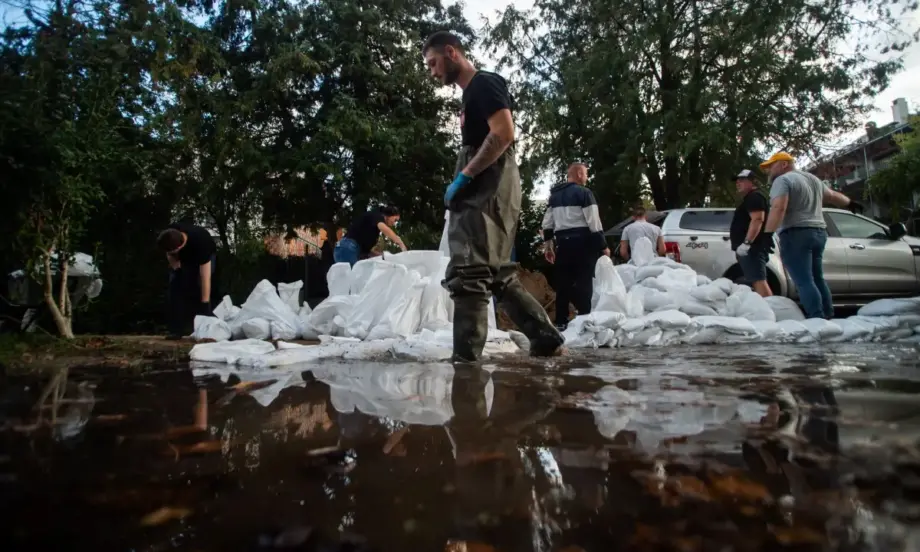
242;318;271;340
765;296;805;321
213;295;241;322
343;262;410;339
237;280;302;339
382;250;443;279
277;281;303;311
192;315;232;342
271;320;299;341
827;318;874;343
327;262;353;296
722;290;776;322
690;282;729;304
775;319;810;342
858;297;920;317
632;286;681;313
751;320;784;342
614;264;638;290
309;295;356;335
366;273;426;340
419;257;452;331
679;297;719;317
349;258;380;295
190;339;276;364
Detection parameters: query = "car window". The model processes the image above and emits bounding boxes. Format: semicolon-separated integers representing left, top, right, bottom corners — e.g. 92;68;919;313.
826;212;889;240
677;210;732;232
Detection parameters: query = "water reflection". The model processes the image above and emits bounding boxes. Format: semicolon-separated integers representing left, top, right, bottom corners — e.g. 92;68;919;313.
3;344;920;549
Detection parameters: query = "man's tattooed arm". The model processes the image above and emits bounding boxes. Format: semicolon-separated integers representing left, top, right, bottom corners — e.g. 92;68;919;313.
461;132;511;178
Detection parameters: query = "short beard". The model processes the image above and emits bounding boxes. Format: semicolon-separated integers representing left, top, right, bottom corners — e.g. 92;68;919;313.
443;58;461;85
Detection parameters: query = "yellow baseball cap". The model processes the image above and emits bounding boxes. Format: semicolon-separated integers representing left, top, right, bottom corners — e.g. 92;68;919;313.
759;151;795;169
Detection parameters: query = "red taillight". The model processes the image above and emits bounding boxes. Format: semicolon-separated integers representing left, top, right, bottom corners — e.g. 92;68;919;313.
664;241;681;263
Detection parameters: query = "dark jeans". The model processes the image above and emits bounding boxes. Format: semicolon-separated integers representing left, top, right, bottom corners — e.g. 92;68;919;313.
168;255;216;336
333;237;361;267
554;236;597;327
779;227;833;319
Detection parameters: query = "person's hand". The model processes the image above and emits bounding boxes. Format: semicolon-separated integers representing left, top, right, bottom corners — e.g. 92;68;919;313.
848;199;865;214
444;172;473;205
544;248;556;264
736;243;751;257
196;301;212;317
602;248;611;257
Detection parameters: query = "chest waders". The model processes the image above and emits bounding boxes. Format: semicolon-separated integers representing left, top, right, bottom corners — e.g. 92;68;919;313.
443;145;565;362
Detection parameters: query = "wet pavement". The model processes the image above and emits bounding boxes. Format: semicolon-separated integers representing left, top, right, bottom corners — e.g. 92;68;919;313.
3;343;920;551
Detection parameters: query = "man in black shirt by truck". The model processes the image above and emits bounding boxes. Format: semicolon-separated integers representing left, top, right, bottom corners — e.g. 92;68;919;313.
157;221;217;339
729;169;773;297
422;31;564;363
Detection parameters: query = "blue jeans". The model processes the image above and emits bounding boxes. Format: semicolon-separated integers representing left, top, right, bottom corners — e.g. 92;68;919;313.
779;227;833;319
333;237;360;267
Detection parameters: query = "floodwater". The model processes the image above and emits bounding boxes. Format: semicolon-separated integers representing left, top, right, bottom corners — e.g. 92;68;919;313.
3;344;920;551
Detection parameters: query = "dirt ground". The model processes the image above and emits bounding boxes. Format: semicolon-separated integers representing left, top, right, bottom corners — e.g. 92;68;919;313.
497;269;568;330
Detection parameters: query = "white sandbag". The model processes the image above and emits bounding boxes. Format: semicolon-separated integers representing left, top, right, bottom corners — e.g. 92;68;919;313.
679;297;719;317
644;268;698;293
189;339;276;364
327;263;352;296
270;320;299;341
587;310;627;330
242;318;271;340
212;295;241;322
192;315;232;342
643;310;692;330
723;290;776;322
633;286;681;313
883;327;914;341
751;320;783;342
592;256;627;305
382;250;443;279
343;262;410;339
620;327;664;347
775;319;810;342
827;318;873;343
858;297;920;317
630;237;656;266
236;279;302;336
680;327;724;345
696;274;712;286
689;316;758;335
297;303;319;340
635;265;668;281
366;273;426;340
614;264;638;289
309;295;357;335
438;211;450;257
690;283;729;304
713;278;735;296
801;318;843;341
895;314;920;328
848;315;901;339
764;296;805;322
277;281;303;311
731;283;753;295
419;258;452;331
347;258;379;295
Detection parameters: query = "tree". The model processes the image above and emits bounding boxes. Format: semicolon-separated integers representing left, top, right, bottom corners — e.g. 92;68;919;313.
868;115;920;220
483;0;917;213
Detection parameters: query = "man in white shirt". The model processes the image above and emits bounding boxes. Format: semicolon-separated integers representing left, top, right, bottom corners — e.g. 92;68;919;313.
619;206;665;261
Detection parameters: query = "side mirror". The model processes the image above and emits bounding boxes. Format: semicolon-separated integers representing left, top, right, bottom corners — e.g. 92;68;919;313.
889;222;907;240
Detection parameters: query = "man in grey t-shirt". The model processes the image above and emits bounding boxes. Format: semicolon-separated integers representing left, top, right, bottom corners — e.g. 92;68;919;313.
761;151;861;319
619;206;665;261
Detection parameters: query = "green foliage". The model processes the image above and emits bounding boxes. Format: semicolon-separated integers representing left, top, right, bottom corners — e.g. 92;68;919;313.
483;0;917;211
868;116;920;220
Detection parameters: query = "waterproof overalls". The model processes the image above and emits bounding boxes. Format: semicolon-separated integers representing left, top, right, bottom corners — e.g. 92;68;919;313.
444;145;564;362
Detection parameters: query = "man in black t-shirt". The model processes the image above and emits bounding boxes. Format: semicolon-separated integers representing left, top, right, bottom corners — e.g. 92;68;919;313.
729;169;773;297
333;205;407;267
157;222;217;338
422;31;564;362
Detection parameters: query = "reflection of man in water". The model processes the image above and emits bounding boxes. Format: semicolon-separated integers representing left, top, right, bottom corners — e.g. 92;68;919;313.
445;367;559;549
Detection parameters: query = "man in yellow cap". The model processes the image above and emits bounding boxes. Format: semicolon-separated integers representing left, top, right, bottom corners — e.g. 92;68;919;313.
760;152;862;319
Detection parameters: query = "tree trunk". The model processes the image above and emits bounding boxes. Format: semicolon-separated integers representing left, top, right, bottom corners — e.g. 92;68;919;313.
42;249;74;339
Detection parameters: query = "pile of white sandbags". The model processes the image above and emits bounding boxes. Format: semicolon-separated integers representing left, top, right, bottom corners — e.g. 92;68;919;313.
565;237;920;348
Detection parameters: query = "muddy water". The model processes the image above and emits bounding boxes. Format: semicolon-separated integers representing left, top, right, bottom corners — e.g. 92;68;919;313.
3;343;920;551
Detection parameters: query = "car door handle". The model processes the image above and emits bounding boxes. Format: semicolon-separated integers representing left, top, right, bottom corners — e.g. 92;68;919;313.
849;243;866;250
689;236;698;241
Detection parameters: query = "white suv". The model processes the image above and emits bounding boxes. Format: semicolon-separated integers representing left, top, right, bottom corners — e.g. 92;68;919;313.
605;208;920;306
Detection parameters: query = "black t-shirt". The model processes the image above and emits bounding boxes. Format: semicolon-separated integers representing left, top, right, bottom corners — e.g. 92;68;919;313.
730;190;771;251
461;71;513;148
345;211;386;255
169;221;216;266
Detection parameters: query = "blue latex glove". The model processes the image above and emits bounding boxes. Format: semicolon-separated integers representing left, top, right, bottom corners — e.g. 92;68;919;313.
444;173;473;204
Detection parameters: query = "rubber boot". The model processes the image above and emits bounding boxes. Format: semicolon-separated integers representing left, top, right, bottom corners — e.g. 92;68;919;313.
496;281;565;357
452;297;490;363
